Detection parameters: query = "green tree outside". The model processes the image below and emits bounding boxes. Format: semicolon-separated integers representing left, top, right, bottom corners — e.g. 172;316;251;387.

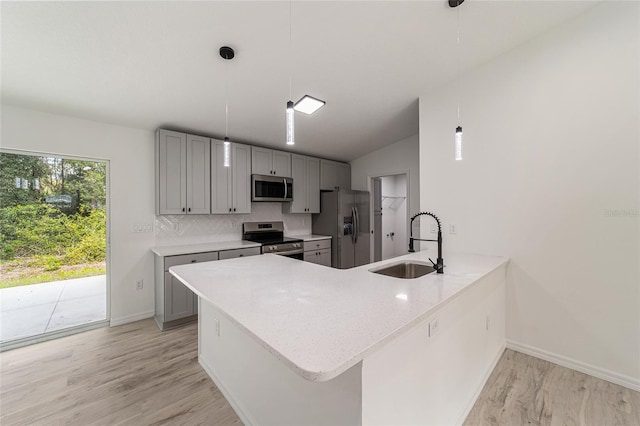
0;152;107;288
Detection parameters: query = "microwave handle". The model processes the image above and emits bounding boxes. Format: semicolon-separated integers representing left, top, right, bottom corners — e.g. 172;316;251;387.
283;178;287;200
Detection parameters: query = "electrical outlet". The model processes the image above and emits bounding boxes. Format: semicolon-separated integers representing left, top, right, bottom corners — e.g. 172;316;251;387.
430;223;438;234
132;224;153;233
215;319;221;336
172;223;179;232
486;315;490;331
428;317;440;337
136;279;143;290
449;223;457;234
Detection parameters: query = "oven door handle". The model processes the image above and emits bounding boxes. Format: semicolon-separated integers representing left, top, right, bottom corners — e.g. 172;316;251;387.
273;249;303;256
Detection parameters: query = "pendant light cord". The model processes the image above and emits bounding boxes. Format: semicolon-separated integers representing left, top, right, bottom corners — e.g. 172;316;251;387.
225;59;229;137
456;0;461;125
289;0;293;100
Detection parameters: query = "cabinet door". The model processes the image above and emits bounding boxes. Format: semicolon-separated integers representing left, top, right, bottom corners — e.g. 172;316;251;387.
157;130;187;214
306;157;320;213
272;150;292;177
337;162;351;190
211;139;232;214
251;147;273;176
186;134;211;214
233;143;252;214
164;272;195;321
317;249;331;267
304;251;319;264
290;154;307;213
320;159;338;191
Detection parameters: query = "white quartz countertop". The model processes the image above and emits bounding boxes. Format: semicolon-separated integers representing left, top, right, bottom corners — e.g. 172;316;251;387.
152;240;261;257
288;234;332;242
170;251;508;382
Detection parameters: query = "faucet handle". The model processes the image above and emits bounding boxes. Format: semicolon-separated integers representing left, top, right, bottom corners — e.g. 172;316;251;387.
428;258;437;268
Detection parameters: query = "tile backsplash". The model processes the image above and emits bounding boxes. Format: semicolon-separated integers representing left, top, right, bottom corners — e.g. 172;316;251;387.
154;203;311;246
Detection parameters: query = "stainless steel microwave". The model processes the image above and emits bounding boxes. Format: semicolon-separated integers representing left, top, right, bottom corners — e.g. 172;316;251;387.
251;175;293;202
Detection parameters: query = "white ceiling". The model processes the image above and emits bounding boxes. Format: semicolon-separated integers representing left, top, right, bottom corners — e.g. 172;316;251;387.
1;1;598;161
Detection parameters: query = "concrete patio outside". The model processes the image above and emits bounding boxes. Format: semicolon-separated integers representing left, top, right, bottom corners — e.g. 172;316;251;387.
0;275;107;342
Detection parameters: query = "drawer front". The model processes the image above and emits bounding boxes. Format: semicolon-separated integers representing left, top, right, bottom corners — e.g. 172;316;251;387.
164;251;219;270
304;238;331;252
218;246;261;260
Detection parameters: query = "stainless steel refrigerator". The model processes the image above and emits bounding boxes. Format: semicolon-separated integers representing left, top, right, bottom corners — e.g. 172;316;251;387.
312;189;370;269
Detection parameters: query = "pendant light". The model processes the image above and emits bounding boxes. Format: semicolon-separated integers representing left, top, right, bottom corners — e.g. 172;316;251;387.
285;0;295;145
451;0;464;161
220;46;235;167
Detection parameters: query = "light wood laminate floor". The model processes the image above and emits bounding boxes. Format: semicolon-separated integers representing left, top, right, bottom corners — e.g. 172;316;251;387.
1;318;638;425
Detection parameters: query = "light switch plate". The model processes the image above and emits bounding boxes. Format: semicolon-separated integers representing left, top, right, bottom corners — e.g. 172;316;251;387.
428;317;440;337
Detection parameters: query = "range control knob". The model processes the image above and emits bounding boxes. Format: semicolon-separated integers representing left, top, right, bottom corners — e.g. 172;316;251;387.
267;245;276;252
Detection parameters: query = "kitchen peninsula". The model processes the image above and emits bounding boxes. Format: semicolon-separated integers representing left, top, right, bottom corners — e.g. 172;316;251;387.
170;252;508;425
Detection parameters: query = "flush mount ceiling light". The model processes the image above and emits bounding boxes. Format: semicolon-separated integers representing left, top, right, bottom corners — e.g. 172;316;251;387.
294;95;326;115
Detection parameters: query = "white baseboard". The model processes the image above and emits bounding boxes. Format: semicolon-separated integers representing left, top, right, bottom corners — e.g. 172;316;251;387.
506;339;640;392
109;310;154;327
199;355;255;426
456;343;506;425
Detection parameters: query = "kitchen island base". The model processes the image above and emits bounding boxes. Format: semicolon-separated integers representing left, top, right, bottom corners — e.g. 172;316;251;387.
196;264;506;425
198;301;362;425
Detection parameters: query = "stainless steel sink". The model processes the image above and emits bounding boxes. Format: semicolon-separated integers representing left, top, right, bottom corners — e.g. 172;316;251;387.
369;261;436;279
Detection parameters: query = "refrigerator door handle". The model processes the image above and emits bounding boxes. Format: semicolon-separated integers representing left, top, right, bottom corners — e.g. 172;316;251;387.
351;207;357;244
354;207;359;244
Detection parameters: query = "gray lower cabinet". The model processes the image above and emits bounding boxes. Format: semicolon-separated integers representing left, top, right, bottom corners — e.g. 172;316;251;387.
154;247;261;330
303;239;331;267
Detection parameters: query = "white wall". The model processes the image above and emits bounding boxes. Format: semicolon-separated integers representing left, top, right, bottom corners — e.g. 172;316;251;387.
379;175;408;260
351;133;420;255
393;174;407;256
419;2;639;387
1;105;156;325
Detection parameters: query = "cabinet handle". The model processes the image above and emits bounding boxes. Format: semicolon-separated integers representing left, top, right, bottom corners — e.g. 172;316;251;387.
182;207;185;212
229;208;232;212
191;259;196;263
233;208;236;212
239;254;244;257
188;207;191;212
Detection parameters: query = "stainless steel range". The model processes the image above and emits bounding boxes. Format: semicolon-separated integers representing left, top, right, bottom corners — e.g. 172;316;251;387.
242;221;303;259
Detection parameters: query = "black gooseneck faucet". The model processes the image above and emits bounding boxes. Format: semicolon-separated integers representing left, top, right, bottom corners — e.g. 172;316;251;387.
408;211;444;274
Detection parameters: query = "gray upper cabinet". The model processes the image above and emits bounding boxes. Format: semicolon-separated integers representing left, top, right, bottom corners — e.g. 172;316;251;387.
186;134;211;214
251;147;291;177
290;154;320;213
156;129;211;215
156;129;187;215
320;159;351;191
211;139;251;214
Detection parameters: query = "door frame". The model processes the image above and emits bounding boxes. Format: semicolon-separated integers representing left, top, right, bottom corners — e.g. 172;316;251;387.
0;148;111;351
367;169;411;263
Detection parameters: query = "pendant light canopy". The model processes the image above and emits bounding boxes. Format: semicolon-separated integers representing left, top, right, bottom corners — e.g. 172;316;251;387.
220;46;234;166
